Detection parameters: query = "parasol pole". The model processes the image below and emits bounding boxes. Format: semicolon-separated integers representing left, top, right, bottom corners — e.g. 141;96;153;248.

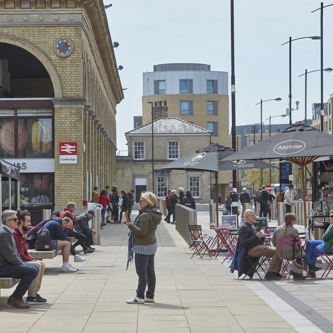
215;171;219;227
301;164;307;228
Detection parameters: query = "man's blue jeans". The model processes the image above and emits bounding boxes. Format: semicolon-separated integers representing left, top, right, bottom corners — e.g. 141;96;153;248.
135;253;156;300
305;240;328;265
0;264;38;300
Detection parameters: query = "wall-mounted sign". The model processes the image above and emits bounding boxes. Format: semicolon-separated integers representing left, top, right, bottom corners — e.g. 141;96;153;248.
59;142;77;164
5;159;55;173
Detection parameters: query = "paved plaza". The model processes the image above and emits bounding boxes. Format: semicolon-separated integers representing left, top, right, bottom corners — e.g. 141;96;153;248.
0;211;333;332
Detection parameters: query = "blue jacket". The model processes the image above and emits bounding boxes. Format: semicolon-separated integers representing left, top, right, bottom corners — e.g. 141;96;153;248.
230;239;259;278
44;218;68;240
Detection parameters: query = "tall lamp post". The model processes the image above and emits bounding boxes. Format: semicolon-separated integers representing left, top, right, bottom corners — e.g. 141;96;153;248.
312;3;333;131
230;0;237;191
266;114;287;184
148;101;154;192
282;36;321;125
256;98;282;185
298;68;332;124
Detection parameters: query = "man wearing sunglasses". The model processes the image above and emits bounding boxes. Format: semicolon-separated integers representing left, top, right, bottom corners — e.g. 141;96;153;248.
0;210;39;309
305;213;333;275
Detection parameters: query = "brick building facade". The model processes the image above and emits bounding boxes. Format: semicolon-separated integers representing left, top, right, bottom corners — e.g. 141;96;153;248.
0;0;123;221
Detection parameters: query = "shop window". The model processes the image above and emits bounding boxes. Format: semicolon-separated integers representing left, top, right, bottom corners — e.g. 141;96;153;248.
35;0;46;8
0;118;53;158
4;0;15;8
51;0;61;8
156;176;168;198
2;173;54;209
20;0;31;8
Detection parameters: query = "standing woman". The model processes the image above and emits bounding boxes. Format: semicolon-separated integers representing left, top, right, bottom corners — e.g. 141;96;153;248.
125;192;162;304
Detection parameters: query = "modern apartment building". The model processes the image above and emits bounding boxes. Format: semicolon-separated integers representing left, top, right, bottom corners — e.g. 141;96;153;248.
142;63;229;145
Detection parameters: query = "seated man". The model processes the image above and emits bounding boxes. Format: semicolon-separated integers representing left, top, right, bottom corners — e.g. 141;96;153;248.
74;210;96;251
0;210;39;309
61;202;92;253
13;210;47;304
238;209;282;280
44;217;81;272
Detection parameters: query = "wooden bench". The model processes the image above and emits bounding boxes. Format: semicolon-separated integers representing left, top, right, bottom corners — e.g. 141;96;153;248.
28;249;62;260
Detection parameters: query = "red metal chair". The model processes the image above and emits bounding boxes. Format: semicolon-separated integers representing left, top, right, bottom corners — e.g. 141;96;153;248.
320;252;333;278
278;237;305;279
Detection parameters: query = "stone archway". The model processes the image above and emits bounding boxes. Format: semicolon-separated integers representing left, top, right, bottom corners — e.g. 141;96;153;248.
0;34;63;98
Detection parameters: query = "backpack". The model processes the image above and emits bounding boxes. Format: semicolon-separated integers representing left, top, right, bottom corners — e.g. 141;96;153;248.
35;227;54;251
257;193;263;204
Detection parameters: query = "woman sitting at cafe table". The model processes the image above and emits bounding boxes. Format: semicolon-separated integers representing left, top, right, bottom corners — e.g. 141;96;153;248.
272;213;321;279
305;212;333;276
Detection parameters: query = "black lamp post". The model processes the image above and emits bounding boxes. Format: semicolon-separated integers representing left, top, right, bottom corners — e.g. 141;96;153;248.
255;98;282;186
230;0;237;190
148;101;154;192
282;36;321;125
312;3;333;131
266;114;287;184
298;68;332;124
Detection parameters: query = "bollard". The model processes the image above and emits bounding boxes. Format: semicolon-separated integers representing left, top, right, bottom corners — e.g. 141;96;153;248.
42;209;51;220
92;207;101;245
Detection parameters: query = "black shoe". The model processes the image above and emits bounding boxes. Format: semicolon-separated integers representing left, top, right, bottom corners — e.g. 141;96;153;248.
101;223;106;226
106;220;112;224
265;271;281;280
84;248;94;254
118;221;121;224
289;270;303;279
88;246;95;251
26;294;47;305
100;226;103;229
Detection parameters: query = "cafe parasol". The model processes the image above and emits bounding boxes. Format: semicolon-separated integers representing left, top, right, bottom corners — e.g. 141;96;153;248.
221;124;333;227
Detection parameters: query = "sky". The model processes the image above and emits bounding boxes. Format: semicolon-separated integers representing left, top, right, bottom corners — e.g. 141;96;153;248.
106;0;333;152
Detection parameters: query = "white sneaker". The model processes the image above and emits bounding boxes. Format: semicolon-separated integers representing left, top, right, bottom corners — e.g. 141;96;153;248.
74;254;86;262
144;297;155;303
61;265;77;273
70;264;79;271
126;297;144;304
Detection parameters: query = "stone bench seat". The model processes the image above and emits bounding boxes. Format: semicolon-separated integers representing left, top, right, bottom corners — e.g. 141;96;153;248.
28;249;62;260
0;277;20;289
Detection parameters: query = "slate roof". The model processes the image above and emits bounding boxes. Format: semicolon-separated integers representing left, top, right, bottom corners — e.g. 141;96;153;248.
126;118;212;136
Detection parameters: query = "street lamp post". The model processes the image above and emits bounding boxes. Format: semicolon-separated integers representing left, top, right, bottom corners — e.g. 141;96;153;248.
256;98;282;186
282;36;321;125
298;68;332;123
266;114;287;184
148;101;154;192
312;3;333;130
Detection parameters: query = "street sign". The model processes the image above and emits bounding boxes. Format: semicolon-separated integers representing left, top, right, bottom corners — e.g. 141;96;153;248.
266;185;272;191
59;142;77;164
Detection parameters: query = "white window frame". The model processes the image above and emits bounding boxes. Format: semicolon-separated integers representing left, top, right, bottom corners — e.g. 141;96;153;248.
167;140;180;160
132;140;146;160
156;175;169;198
188;173;201;199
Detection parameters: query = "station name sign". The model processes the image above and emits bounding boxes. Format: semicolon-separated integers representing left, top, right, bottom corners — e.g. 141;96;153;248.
59;142;77;164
